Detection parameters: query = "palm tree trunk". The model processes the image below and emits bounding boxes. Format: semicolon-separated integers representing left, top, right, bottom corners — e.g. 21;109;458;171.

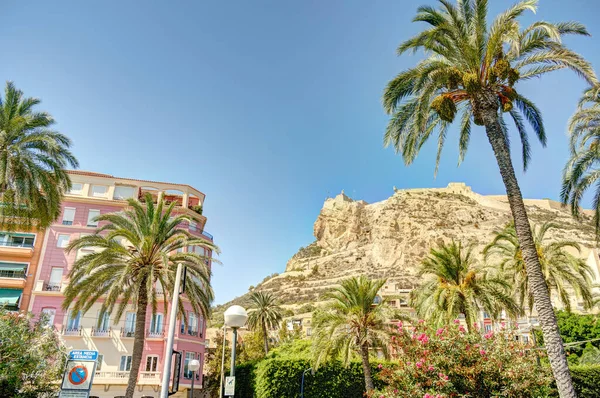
262;322;269;355
125;278;149;398
359;343;374;392
479;100;576;398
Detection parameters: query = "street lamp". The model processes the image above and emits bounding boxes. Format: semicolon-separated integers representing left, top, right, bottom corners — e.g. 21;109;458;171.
223;305;248;396
188;359;200;398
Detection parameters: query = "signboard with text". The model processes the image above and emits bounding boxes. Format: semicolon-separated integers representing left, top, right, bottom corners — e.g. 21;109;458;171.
225;376;235;396
59;350;98;398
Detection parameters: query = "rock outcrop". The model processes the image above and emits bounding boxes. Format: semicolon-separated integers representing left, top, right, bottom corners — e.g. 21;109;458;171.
218;183;597;310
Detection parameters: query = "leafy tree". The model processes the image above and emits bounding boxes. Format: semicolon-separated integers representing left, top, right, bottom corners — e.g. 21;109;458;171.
484;222;594;312
0;310;67;397
62;194;218;398
382;1;596;395
562;86;600;234
411;240;520;331
312;276;391;392
246;291;283;355
0;81;78;230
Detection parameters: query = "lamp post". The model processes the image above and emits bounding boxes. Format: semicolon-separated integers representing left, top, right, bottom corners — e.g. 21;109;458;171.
160;262;184;398
223;305;248;397
188;359;200;398
300;367;312;398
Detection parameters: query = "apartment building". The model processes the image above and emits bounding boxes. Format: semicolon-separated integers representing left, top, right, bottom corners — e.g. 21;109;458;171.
27;171;213;398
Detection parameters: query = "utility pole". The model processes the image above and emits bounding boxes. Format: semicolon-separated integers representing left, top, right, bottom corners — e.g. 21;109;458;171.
160;262;183;397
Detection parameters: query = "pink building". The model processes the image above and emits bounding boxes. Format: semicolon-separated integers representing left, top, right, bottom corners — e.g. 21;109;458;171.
28;171;213;398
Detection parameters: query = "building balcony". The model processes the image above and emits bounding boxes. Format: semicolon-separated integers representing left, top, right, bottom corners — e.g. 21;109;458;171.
35;280;64;293
0;242;34;258
62;327;82;336
120;328;135;338
147;329;165;339
94;371;161;385
91;327;112;337
0;270;26;289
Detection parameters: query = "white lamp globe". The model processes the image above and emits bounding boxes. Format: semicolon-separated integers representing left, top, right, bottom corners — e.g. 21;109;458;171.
189;359;201;372
224;305;248;328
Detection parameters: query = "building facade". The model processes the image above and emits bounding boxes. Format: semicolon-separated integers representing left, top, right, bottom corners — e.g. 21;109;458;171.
27;171;213;398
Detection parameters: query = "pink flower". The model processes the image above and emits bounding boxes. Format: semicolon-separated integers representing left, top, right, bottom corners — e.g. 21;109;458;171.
416;361;423;369
391;336;396;342
397;321;403;328
501;322;506;329
428;365;434;371
480;349;486;356
380;395;385;398
394;390;398;394
407;361;411;366
458;325;466;333
423;394;434;398
454;319;460;324
377;363;383;369
436;328;444;336
418;319;425;324
417;333;429;344
484;331;494;339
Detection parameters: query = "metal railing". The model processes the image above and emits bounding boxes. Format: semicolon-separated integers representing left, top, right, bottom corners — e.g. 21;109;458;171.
147;329;165;338
201;230;213;240
44;283;61;292
120;327;135;338
91;327;111;337
139;371;161;380
0;269;25;279
62;327;81;336
95;371;130;379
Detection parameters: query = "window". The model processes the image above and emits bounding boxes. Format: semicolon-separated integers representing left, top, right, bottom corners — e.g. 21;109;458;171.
189;221;197;232
48;268;63;290
96;354;104;371
41;308;56;326
56;234;70;248
98;311;110;331
150;313;164;334
0;232;35;248
69;183;83;195
198;317;204;337
306;327;312;337
485;325;492;332
188;312;198;335
113;186;135;200
483;311;491;319
62;208;76;225
119;355;132;371
91;185;108;198
125;312;136;334
183;352;196;379
87;210;100;227
0;261;27;279
145;355;159;372
522;335;529;344
67;311;81;330
180;318;186;334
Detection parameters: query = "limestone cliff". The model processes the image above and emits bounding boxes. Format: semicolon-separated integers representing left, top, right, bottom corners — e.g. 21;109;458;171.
216;183;597;313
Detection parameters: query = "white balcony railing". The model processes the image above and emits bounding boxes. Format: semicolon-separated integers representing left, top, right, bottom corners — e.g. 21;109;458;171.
95;371;130;380
139;371;161;381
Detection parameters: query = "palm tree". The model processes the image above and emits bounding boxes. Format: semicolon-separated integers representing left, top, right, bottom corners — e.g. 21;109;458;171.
62;194;218;398
411;241;520;331
246;291;283;355
0;81;78;230
484;221;594;313
382;1;596;395
312;276;390;392
562;87;600;233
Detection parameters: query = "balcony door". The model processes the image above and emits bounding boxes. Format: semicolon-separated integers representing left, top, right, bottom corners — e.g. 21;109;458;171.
49;268;63;289
125;312;136;334
150;313;163;334
67;311;81;330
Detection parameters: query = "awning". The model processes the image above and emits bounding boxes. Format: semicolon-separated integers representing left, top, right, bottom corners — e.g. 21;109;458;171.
0;289;22;306
0;262;27;272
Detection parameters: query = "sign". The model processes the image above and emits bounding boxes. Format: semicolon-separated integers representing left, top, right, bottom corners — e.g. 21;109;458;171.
60;350;98;398
225;376;235;396
69;350;98;361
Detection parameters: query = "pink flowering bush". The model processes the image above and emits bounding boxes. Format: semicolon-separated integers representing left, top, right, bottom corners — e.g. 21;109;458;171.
372;321;552;398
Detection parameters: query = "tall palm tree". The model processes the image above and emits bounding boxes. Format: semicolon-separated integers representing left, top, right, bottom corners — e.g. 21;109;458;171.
246;291;283;355
382;1;596;395
62;194;218;398
484;221;594;313
0;81;78;230
411;241;520;331
312;276;390;392
562;86;600;234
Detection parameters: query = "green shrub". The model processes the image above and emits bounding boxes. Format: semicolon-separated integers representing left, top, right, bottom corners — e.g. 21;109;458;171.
235;361;258;398
571;365;600;398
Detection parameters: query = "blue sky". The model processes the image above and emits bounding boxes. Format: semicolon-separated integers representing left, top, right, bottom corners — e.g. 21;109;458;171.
2;1;600;304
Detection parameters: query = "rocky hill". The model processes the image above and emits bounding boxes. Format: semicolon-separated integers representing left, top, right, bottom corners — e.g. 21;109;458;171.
212;183;597;321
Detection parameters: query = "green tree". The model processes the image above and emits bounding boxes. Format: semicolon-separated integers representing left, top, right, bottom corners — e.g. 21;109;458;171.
0;310;67;397
382;1;596;395
562;86;600;234
484;221;594;312
246;291;283;355
411;241;520;331
312;276;390;392
62;194;218;398
0;81;78;230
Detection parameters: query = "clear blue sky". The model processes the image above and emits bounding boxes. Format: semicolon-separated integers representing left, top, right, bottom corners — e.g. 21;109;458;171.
2;1;599;304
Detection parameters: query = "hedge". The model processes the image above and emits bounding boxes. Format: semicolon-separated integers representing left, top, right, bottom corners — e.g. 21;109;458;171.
235;358;389;398
570;365;600;398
